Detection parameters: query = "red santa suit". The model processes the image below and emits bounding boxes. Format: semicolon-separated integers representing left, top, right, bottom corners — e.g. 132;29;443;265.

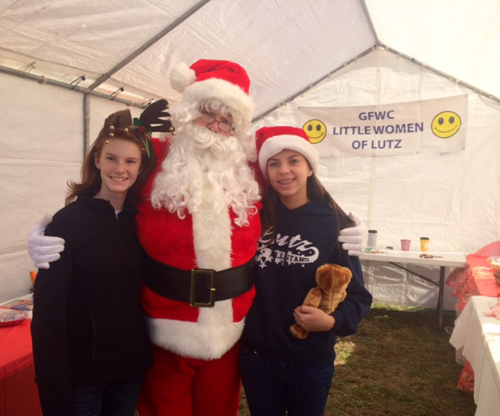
135;60;261;416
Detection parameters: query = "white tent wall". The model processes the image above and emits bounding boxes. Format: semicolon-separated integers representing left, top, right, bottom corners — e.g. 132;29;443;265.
255;49;500;310
0;73;140;302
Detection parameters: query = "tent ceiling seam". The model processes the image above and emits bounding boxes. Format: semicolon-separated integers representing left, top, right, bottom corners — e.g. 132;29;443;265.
88;0;211;91
254;40;500;124
378;43;500;105
252;45;377;123
360;0;380;44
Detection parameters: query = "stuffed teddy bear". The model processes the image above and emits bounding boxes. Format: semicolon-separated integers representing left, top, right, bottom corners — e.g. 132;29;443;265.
290;263;352;339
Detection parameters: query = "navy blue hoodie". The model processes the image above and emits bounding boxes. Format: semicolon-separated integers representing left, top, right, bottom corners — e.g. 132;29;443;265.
31;196;153;415
241;199;372;365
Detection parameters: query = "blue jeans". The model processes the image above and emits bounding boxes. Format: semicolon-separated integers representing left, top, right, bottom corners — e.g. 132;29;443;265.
72;377;143;416
240;346;334;416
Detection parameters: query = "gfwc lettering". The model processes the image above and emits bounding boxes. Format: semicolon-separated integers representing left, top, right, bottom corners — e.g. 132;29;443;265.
358;110;395;121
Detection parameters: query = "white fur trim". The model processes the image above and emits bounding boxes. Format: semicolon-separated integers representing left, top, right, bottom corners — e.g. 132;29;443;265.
148;177;239;359
182;78;254;125
170;62;197;93
147;146;247;360
258;134;320;179
146;313;245;360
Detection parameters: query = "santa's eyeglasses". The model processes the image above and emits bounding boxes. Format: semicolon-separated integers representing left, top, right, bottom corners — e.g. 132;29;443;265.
198;111;234;133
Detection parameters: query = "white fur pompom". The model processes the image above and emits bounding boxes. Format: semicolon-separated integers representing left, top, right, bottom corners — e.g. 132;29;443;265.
170;62;196;93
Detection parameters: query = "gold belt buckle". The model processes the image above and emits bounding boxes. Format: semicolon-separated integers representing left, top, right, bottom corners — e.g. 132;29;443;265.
190;269;216;307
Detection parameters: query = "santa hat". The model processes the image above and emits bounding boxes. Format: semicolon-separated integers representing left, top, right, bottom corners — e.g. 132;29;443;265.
170;59;254;125
255;126;320;180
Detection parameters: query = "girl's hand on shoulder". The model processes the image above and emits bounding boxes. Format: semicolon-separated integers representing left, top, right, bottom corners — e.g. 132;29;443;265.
293;305;335;332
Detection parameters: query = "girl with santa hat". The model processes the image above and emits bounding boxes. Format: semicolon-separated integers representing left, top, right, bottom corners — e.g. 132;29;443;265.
240;126;373;416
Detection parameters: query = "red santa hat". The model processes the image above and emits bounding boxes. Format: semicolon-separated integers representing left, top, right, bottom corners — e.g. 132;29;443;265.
255;126;320;180
170;59;254;125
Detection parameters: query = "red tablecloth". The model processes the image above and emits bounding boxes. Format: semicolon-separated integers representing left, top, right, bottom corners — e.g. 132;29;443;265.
446;254;500;392
0;319;42;416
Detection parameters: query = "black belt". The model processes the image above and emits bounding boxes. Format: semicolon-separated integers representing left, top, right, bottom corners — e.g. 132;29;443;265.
143;256;255;307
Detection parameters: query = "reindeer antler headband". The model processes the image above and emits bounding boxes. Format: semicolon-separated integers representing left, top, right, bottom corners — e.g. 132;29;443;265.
103;99;175;157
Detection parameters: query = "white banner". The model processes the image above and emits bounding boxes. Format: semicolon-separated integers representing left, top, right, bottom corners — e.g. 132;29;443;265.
297;95;467;157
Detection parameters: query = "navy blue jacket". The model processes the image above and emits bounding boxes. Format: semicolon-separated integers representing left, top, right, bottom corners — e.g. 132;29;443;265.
241;199;373;365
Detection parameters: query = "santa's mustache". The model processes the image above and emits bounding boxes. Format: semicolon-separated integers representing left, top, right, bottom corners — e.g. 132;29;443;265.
181;123;229;151
174;122;245;166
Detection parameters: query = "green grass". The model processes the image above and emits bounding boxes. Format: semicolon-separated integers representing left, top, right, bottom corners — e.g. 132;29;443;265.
238;304;477;416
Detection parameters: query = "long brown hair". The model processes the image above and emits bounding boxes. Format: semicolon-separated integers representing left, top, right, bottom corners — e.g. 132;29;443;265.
66;110;157;207
260;173;353;246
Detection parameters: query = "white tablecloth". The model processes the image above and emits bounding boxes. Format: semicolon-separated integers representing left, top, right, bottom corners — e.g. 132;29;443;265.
449;296;500;416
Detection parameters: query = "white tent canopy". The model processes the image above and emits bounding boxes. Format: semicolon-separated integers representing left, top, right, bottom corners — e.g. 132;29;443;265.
3;0;500;115
2;0;500;308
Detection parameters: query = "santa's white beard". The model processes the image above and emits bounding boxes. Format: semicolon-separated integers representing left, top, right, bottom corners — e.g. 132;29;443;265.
151;122;260;226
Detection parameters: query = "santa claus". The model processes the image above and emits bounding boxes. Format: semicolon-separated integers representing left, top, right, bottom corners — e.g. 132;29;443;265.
28;59;367;416
135;59;261;415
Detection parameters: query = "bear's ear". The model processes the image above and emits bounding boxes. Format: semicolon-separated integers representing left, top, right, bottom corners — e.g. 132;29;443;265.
315;263;332;284
341;267;352;284
314;265;330;289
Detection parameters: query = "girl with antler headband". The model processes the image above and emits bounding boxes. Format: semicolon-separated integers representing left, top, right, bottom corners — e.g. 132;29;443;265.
31;103;173;416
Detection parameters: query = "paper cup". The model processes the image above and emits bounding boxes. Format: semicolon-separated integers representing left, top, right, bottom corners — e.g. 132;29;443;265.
367;230;378;249
420;237;430;252
401;239;411;251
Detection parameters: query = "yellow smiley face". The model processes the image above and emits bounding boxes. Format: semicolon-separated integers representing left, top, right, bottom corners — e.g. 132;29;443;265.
302;119;327;144
431;111;461;138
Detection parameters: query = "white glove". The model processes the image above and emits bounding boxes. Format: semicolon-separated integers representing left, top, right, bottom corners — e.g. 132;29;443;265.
338;212;368;257
27;213;65;269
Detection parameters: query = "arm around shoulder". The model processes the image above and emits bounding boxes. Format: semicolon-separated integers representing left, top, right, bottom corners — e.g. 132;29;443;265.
28;213;65;269
338;212;368;256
